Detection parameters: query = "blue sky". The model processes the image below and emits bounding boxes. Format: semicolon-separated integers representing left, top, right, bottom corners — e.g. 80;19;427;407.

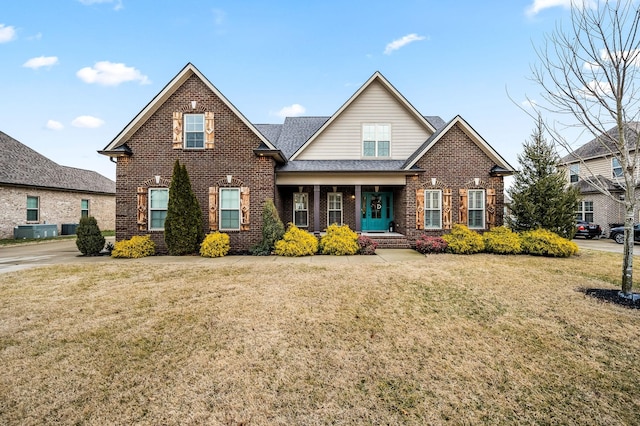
1;0;585;181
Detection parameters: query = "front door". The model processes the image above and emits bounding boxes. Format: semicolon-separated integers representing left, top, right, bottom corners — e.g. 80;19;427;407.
362;192;393;231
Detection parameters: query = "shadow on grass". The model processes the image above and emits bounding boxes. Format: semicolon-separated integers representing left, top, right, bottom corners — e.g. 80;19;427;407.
579;288;640;309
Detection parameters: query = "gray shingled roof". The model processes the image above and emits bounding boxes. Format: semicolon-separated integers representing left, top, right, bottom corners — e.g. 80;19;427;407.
562;122;640;162
256;115;446;162
277;159;413;173
1;131;115;194
574;175;622;194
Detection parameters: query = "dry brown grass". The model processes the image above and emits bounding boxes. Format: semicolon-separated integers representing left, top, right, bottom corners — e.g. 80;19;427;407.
1;250;639;425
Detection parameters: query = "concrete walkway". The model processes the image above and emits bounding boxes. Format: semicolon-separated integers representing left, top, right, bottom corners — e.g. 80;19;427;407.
0;237;425;274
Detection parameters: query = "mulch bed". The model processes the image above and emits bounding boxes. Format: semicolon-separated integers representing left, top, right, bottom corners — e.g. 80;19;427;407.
580;288;640;309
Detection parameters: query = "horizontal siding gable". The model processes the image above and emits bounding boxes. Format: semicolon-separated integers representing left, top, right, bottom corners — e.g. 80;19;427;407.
297;80;431;160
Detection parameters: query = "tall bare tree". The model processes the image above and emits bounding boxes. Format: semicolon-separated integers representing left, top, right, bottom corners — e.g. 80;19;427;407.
531;0;640;297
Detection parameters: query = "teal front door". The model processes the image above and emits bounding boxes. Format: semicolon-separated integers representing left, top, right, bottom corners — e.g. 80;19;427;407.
362;192;393;231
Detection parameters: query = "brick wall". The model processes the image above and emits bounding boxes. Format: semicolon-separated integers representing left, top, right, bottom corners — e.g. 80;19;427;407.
115;74;276;253
0;185;115;238
402;123;506;243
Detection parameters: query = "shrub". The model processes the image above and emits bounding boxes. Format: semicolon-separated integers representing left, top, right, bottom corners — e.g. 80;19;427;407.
76;216;105;256
415;235;448;254
357;235;378;255
251;199;285;255
320;224;359;255
200;232;230;258
520;228;578;257
483;226;522;255
164;160;204;255
274;223;318;257
442;224;485;254
111;235;156;258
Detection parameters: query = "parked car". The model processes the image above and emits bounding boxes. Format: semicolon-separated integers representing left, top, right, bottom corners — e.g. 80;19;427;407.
609;224;640;244
575;220;602;239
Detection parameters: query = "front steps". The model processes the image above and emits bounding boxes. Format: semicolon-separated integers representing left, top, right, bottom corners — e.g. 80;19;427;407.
361;232;412;249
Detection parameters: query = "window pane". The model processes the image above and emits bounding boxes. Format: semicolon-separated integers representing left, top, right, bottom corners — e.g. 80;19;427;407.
185;114;204;130
425;210;441;228
328;211;341;224
150;210;167;229
294;211;308;227
363;125;375;140
221;210;239;229
27;210;38;221
363;141;375;157
185;132;204;148
378;141;390;157
469;211;483;228
294;193;308;210
378;124;390;141
81;199;89;210
221;189;240;208
27;197;38;209
150;189;168;208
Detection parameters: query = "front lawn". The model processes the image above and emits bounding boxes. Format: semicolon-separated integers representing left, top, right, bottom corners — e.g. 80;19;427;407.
0;251;638;424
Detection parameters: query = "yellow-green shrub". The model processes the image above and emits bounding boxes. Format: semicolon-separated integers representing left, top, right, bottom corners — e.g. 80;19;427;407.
200;232;230;258
442;224;485;254
274;223;318;257
111;235;156;258
520;228;578;257
320;224;359;255
483;226;522;255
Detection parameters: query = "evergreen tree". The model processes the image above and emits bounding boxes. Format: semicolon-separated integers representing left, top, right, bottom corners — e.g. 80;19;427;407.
76;216;105;256
251;198;285;255
164;160;204;255
507;118;580;239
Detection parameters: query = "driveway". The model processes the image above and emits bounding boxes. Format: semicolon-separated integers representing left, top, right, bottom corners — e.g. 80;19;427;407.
573;236;632;254
0;238;114;274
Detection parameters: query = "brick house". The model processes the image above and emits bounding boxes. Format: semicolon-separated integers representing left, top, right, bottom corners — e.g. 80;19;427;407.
0;131;115;239
99;63;514;252
562;123;640;235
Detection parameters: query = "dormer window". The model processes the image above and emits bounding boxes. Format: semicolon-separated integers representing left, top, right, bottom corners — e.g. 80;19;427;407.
569;164;579;183
362;124;390;158
184;114;205;149
612;157;623;178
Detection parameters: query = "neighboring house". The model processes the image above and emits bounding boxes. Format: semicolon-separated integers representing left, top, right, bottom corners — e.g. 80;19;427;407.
561;123;640;235
99;63;515;253
0;131;116;239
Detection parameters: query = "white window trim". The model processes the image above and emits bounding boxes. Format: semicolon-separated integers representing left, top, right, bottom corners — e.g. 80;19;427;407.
220;187;241;231
184;113;205;150
362;123;391;158
468;189;485;229
424;189;442;229
577;200;594;222
612;158;623;178
293;192;309;228
327;192;343;225
148;188;169;231
26;195;39;223
569;164;580;183
81;199;90;218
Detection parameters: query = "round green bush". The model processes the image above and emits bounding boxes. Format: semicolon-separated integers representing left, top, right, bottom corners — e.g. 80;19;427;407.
483;226;522;255
274;223;318;257
442;224;484;254
200;232;230;258
320;224;359;255
520;228;578;257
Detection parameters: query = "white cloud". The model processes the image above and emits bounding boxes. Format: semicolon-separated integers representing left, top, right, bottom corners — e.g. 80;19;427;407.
276;104;306;118
78;0;123;11
71;115;105;128
76;61;150;86
212;8;225;26
0;24;17;43
46;120;64;131
526;0;597;16
583;61;600;71
384;33;427;55
521;99;538;109
23;56;59;69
